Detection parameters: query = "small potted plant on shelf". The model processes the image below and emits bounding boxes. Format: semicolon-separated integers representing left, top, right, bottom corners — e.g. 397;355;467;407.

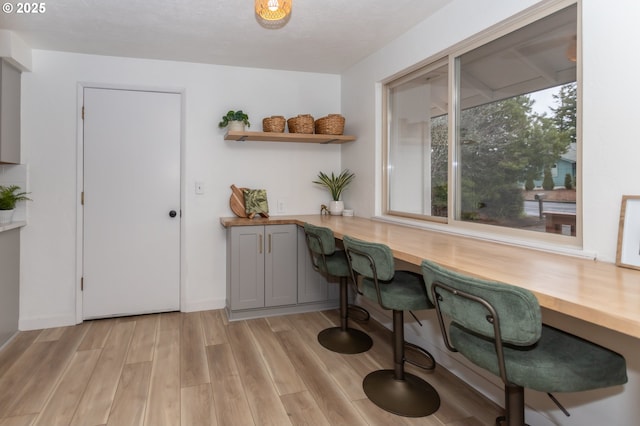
219;110;250;132
313;169;355;216
0;185;31;225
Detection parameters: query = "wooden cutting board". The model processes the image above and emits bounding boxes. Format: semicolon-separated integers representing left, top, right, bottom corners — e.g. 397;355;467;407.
230;184;248;218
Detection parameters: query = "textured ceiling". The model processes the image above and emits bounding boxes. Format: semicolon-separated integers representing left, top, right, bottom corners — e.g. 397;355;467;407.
0;0;452;73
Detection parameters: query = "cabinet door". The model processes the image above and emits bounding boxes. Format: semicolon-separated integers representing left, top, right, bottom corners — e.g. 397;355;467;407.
297;226;331;303
265;224;298;307
0;60;20;164
229;225;265;310
0;229;19;346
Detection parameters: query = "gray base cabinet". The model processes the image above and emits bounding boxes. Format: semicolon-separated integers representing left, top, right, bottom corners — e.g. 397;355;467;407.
0;60;21;164
226;224;338;320
0;228;20;346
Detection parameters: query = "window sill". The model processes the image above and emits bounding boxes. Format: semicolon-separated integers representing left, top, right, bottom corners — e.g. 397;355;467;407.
373;214;596;260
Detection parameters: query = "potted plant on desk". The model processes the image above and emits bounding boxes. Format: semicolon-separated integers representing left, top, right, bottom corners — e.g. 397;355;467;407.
313;169;355;216
219;110;250;132
0;185;31;225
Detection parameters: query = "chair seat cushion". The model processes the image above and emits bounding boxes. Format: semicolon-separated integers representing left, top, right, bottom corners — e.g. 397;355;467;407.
362;271;433;311
451;323;628;392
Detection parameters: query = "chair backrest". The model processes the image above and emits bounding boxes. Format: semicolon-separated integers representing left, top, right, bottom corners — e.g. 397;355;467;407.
421;259;541;347
343;235;395;281
304;223;336;255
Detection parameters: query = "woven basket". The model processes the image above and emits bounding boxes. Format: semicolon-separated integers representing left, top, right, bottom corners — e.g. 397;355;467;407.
287;114;315;134
315;114;345;135
262;116;286;132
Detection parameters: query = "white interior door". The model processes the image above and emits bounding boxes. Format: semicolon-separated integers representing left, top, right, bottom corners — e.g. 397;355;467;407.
83;88;181;319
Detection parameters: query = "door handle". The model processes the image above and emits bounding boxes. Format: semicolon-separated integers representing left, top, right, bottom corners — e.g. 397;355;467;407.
169;210;177;218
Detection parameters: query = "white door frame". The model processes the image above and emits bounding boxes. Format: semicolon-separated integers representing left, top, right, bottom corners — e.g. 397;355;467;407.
75;82;187;324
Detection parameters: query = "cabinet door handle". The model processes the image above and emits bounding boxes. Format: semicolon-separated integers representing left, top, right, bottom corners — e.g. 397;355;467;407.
268;234;272;253
259;234;263;254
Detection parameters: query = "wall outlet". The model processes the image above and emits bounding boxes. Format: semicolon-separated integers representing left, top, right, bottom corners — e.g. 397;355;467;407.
277;199;286;213
195;181;205;194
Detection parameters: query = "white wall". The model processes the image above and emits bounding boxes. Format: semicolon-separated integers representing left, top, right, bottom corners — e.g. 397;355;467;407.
341;0;640;424
19;50;343;329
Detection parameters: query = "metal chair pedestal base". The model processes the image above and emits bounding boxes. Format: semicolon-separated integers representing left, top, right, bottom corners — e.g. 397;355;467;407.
363;370;440;417
318;327;373;354
317;276;373;354
363;310;440;417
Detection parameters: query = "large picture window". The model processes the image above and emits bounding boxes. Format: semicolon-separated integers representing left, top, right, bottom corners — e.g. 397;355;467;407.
384;2;578;240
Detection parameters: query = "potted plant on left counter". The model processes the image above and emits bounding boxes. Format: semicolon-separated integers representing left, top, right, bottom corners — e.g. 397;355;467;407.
219;110;250;132
0;185;31;225
313;169;355;216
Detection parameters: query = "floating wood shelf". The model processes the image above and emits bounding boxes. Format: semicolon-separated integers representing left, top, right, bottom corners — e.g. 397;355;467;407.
224;131;356;144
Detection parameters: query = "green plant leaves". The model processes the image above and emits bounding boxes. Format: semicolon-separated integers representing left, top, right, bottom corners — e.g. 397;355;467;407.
219;110;250;128
0;185;31;210
312;169;355;201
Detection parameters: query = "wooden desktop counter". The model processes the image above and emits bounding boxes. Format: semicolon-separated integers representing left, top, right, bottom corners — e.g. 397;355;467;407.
221;214;640;340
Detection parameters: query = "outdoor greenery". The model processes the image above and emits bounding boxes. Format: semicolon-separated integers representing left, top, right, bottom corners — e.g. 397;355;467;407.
313;169;355;201
0;185;31;210
430;115;448;217
542;166;555;190
525;177;535;191
564;173;573;190
451;82;577;222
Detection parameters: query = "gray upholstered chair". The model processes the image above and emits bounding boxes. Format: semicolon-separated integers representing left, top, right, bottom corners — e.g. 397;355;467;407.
303;223;372;354
343;235;440;417
421;258;628;426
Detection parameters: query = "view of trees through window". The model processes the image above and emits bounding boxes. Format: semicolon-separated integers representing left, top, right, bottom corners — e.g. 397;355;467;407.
456;4;577;235
457;82;576;230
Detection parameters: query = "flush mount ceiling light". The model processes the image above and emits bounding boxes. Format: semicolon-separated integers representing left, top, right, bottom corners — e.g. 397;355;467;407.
255;0;292;29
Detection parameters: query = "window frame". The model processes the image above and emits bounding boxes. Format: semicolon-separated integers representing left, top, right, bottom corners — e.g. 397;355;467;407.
383;58;449;223
381;0;581;248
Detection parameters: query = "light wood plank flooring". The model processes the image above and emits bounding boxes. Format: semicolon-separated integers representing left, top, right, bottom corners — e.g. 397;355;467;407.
0;309;501;425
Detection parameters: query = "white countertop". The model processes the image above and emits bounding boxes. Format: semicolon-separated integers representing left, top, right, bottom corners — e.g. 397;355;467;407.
0;221;26;233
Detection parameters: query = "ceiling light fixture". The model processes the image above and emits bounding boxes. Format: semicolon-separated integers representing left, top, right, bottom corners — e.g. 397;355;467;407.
255;0;292;29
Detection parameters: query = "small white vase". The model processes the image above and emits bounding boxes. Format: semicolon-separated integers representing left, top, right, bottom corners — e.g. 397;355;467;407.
328;200;344;216
228;121;245;132
0;209;15;225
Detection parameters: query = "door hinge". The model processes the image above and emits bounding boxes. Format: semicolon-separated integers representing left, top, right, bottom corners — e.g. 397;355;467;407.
81;191;84;205
81;277;84;291
82;106;85;120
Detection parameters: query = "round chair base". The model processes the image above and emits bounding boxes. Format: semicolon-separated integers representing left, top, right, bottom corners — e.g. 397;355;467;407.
496;416;529;426
317;327;373;354
363;369;440;417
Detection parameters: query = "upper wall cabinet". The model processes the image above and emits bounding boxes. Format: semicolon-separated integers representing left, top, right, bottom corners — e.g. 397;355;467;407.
224;130;356;145
0;60;21;164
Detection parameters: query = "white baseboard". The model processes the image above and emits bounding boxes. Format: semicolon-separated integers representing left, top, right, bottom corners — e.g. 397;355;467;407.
18;299;226;331
181;297;226;313
19;313;78;331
